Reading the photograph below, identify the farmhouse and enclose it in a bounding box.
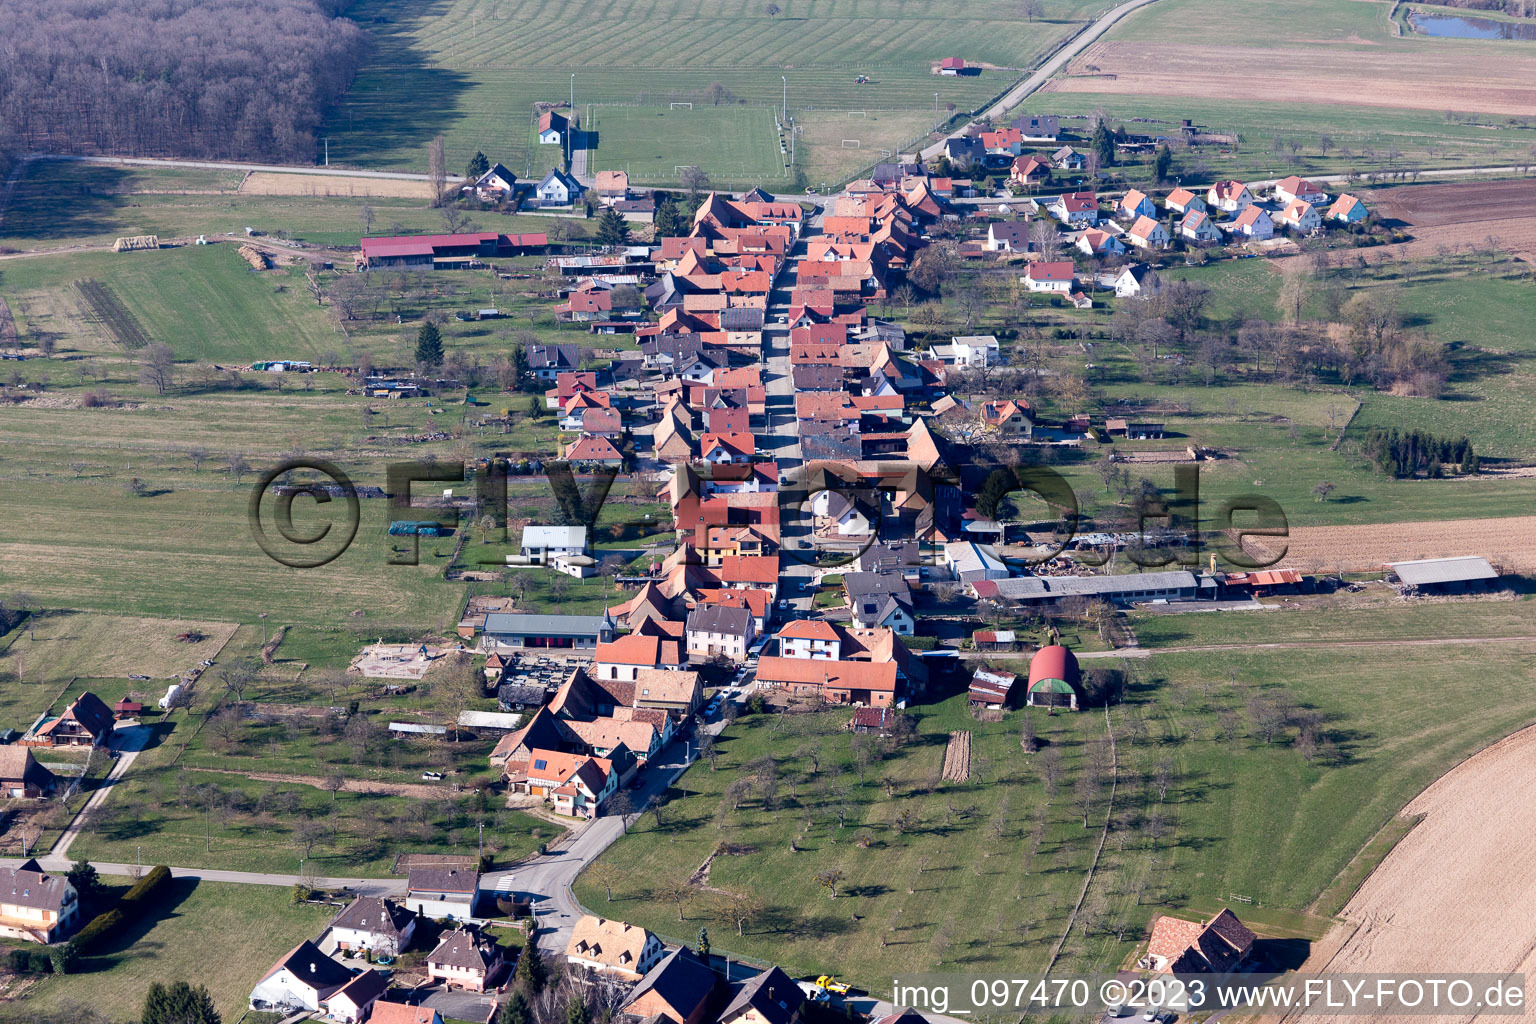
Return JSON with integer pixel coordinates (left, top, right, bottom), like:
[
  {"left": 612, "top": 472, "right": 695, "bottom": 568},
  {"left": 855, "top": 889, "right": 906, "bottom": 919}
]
[
  {"left": 1026, "top": 644, "right": 1079, "bottom": 710},
  {"left": 939, "top": 57, "right": 966, "bottom": 75},
  {"left": 566, "top": 915, "right": 665, "bottom": 981},
  {"left": 0, "top": 747, "right": 56, "bottom": 798},
  {"left": 483, "top": 612, "right": 617, "bottom": 650},
  {"left": 249, "top": 940, "right": 355, "bottom": 1012},
  {"left": 1389, "top": 556, "right": 1499, "bottom": 594},
  {"left": 0, "top": 861, "right": 78, "bottom": 943},
  {"left": 20, "top": 691, "right": 113, "bottom": 748},
  {"left": 426, "top": 927, "right": 504, "bottom": 991},
  {"left": 981, "top": 399, "right": 1032, "bottom": 436},
  {"left": 1022, "top": 261, "right": 1075, "bottom": 293},
  {"left": 1143, "top": 909, "right": 1256, "bottom": 973}
]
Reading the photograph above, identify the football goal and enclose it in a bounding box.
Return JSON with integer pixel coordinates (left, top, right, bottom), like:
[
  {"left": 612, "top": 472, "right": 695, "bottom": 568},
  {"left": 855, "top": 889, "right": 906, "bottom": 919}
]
[
  {"left": 841, "top": 139, "right": 861, "bottom": 148},
  {"left": 847, "top": 110, "right": 867, "bottom": 118},
  {"left": 669, "top": 101, "right": 693, "bottom": 110}
]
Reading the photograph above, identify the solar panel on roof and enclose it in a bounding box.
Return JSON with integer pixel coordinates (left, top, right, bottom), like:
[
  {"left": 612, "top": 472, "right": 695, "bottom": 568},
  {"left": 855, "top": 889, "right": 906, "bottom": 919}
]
[{"left": 533, "top": 759, "right": 547, "bottom": 770}]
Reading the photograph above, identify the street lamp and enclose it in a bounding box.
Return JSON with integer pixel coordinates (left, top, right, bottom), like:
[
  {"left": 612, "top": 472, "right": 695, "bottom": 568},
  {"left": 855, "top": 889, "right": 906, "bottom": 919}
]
[
  {"left": 934, "top": 92, "right": 940, "bottom": 131},
  {"left": 782, "top": 75, "right": 787, "bottom": 126}
]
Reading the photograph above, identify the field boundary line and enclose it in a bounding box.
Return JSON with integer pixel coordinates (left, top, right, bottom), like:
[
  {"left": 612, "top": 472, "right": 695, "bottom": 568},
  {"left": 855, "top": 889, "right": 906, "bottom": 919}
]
[
  {"left": 1044, "top": 704, "right": 1117, "bottom": 973},
  {"left": 1329, "top": 396, "right": 1363, "bottom": 451}
]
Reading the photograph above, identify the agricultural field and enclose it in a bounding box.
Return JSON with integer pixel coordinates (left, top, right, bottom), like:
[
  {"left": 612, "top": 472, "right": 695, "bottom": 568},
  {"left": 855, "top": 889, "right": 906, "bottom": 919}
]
[
  {"left": 325, "top": 0, "right": 1102, "bottom": 184},
  {"left": 10, "top": 880, "right": 336, "bottom": 1022},
  {"left": 578, "top": 641, "right": 1536, "bottom": 989},
  {"left": 0, "top": 611, "right": 238, "bottom": 689},
  {"left": 1014, "top": 0, "right": 1536, "bottom": 180},
  {"left": 585, "top": 104, "right": 787, "bottom": 188}
]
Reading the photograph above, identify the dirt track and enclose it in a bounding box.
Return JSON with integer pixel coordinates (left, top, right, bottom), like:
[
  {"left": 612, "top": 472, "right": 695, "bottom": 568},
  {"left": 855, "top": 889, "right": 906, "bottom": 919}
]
[
  {"left": 1049, "top": 41, "right": 1536, "bottom": 117},
  {"left": 1289, "top": 724, "right": 1536, "bottom": 1023},
  {"left": 1243, "top": 515, "right": 1536, "bottom": 573},
  {"left": 187, "top": 766, "right": 443, "bottom": 799}
]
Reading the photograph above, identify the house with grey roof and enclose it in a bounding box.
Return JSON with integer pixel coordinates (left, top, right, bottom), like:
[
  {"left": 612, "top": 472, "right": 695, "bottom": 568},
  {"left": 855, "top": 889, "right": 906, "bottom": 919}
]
[
  {"left": 685, "top": 604, "right": 756, "bottom": 661},
  {"left": 0, "top": 861, "right": 78, "bottom": 943}
]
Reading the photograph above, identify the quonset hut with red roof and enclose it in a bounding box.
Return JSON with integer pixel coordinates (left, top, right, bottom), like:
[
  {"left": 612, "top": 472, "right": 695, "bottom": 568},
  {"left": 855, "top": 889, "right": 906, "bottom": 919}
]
[{"left": 1026, "top": 644, "right": 1079, "bottom": 711}]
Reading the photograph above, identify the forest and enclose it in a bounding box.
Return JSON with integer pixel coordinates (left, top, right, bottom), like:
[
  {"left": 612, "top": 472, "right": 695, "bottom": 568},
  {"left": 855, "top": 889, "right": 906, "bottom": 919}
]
[{"left": 0, "top": 0, "right": 368, "bottom": 163}]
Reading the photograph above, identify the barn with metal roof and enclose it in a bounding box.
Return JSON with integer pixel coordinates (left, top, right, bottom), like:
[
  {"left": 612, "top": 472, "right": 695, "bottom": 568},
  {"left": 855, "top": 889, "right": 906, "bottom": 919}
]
[
  {"left": 1027, "top": 645, "right": 1079, "bottom": 711},
  {"left": 1388, "top": 556, "right": 1498, "bottom": 593}
]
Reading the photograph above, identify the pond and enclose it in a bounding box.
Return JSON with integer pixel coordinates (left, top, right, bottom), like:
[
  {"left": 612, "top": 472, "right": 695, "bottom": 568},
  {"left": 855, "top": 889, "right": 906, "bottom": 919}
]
[{"left": 1408, "top": 11, "right": 1536, "bottom": 39}]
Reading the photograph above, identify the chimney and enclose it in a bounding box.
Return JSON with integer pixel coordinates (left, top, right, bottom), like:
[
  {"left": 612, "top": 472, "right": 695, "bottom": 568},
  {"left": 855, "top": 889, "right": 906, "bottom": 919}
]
[{"left": 310, "top": 963, "right": 317, "bottom": 974}]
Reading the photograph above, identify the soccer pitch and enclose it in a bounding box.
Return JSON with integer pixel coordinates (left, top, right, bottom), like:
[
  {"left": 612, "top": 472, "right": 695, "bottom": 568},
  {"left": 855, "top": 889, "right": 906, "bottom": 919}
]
[{"left": 584, "top": 103, "right": 787, "bottom": 187}]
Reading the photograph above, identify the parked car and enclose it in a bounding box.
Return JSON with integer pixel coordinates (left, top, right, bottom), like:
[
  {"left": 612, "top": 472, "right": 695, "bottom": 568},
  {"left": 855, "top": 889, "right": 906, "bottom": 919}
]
[{"left": 422, "top": 771, "right": 445, "bottom": 781}]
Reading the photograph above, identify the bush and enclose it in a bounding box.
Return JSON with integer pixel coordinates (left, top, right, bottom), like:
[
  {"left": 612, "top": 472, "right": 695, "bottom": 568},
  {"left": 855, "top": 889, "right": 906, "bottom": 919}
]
[
  {"left": 70, "top": 865, "right": 171, "bottom": 956},
  {"left": 68, "top": 908, "right": 124, "bottom": 955},
  {"left": 7, "top": 949, "right": 31, "bottom": 973},
  {"left": 26, "top": 949, "right": 53, "bottom": 975}
]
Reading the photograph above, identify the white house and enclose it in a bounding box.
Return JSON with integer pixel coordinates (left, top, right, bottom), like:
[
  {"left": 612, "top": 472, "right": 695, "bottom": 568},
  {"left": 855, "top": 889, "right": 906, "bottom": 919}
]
[
  {"left": 985, "top": 221, "right": 1032, "bottom": 253},
  {"left": 463, "top": 163, "right": 517, "bottom": 199},
  {"left": 1179, "top": 209, "right": 1222, "bottom": 244},
  {"left": 324, "top": 970, "right": 390, "bottom": 1024},
  {"left": 0, "top": 863, "right": 77, "bottom": 943},
  {"left": 1126, "top": 215, "right": 1171, "bottom": 250},
  {"left": 538, "top": 110, "right": 569, "bottom": 145},
  {"left": 684, "top": 604, "right": 756, "bottom": 661},
  {"left": 1273, "top": 175, "right": 1327, "bottom": 207},
  {"left": 955, "top": 334, "right": 1000, "bottom": 366},
  {"left": 1114, "top": 264, "right": 1161, "bottom": 298},
  {"left": 1022, "top": 261, "right": 1076, "bottom": 293},
  {"left": 566, "top": 916, "right": 667, "bottom": 981},
  {"left": 536, "top": 167, "right": 581, "bottom": 205},
  {"left": 328, "top": 896, "right": 417, "bottom": 957},
  {"left": 1227, "top": 205, "right": 1274, "bottom": 240},
  {"left": 426, "top": 928, "right": 504, "bottom": 992},
  {"left": 1164, "top": 187, "right": 1205, "bottom": 215},
  {"left": 249, "top": 941, "right": 356, "bottom": 1013},
  {"left": 521, "top": 525, "right": 588, "bottom": 564},
  {"left": 944, "top": 541, "right": 1009, "bottom": 583},
  {"left": 778, "top": 619, "right": 843, "bottom": 660},
  {"left": 1049, "top": 191, "right": 1100, "bottom": 226},
  {"left": 1052, "top": 145, "right": 1086, "bottom": 170},
  {"left": 1274, "top": 198, "right": 1321, "bottom": 234},
  {"left": 1206, "top": 180, "right": 1252, "bottom": 214},
  {"left": 1076, "top": 228, "right": 1126, "bottom": 257}
]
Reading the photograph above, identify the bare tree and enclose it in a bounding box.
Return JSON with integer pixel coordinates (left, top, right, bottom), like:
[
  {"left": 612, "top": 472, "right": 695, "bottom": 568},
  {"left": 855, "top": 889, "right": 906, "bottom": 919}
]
[
  {"left": 428, "top": 136, "right": 448, "bottom": 206},
  {"left": 138, "top": 343, "right": 176, "bottom": 395},
  {"left": 679, "top": 165, "right": 711, "bottom": 197},
  {"left": 227, "top": 452, "right": 251, "bottom": 484},
  {"left": 814, "top": 867, "right": 845, "bottom": 898},
  {"left": 585, "top": 861, "right": 621, "bottom": 902},
  {"left": 717, "top": 888, "right": 765, "bottom": 936},
  {"left": 360, "top": 204, "right": 375, "bottom": 236},
  {"left": 1019, "top": 0, "right": 1044, "bottom": 20}
]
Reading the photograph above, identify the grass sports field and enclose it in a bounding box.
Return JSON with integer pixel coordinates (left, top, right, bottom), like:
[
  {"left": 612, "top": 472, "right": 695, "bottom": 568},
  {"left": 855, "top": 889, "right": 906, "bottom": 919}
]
[
  {"left": 585, "top": 104, "right": 786, "bottom": 187},
  {"left": 324, "top": 0, "right": 1100, "bottom": 184}
]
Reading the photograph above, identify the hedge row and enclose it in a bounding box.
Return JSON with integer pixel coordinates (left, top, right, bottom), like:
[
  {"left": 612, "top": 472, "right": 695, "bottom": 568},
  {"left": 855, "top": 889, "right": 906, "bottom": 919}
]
[{"left": 70, "top": 865, "right": 172, "bottom": 956}]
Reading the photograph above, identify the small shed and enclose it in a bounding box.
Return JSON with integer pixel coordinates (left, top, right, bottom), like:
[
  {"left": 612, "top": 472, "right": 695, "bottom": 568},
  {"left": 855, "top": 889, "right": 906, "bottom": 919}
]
[
  {"left": 972, "top": 629, "right": 1017, "bottom": 651},
  {"left": 968, "top": 669, "right": 1018, "bottom": 708},
  {"left": 113, "top": 700, "right": 145, "bottom": 720},
  {"left": 1026, "top": 645, "right": 1079, "bottom": 710},
  {"left": 849, "top": 707, "right": 903, "bottom": 735}
]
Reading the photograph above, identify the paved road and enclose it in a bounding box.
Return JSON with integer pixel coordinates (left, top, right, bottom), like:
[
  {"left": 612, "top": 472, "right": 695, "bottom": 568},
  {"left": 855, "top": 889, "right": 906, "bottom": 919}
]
[
  {"left": 763, "top": 206, "right": 823, "bottom": 616},
  {"left": 918, "top": 0, "right": 1164, "bottom": 162},
  {"left": 483, "top": 719, "right": 732, "bottom": 955}
]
